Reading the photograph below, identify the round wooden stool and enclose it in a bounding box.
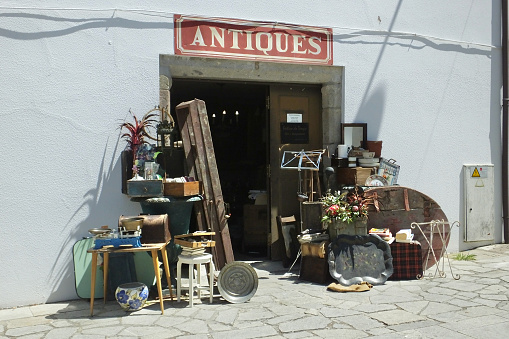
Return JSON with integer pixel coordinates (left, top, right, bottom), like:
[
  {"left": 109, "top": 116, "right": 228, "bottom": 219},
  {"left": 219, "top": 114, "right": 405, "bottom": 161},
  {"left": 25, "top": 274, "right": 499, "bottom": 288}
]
[{"left": 176, "top": 253, "right": 214, "bottom": 307}]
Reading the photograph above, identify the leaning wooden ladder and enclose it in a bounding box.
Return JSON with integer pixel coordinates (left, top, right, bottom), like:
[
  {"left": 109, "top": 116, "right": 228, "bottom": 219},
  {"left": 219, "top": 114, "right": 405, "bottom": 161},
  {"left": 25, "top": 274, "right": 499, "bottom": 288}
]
[{"left": 175, "top": 99, "right": 234, "bottom": 270}]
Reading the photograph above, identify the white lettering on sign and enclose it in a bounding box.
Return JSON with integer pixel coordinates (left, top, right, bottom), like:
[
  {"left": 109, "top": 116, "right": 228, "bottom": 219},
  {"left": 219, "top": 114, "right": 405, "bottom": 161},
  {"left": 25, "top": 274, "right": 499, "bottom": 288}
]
[{"left": 174, "top": 15, "right": 332, "bottom": 65}]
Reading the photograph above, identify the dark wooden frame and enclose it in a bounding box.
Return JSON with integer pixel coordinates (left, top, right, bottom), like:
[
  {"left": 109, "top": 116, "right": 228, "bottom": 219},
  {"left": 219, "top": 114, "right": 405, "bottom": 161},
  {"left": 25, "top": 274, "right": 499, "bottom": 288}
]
[{"left": 341, "top": 123, "right": 367, "bottom": 149}]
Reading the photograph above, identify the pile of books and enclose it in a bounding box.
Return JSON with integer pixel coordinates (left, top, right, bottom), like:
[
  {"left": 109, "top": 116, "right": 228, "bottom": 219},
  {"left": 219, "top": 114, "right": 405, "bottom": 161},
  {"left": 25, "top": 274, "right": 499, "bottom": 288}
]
[{"left": 369, "top": 228, "right": 394, "bottom": 244}]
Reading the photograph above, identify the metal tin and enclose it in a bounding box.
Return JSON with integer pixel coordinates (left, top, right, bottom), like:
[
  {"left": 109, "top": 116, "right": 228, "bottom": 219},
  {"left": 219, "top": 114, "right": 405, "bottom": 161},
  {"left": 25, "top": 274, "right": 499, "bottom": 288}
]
[{"left": 217, "top": 262, "right": 258, "bottom": 303}]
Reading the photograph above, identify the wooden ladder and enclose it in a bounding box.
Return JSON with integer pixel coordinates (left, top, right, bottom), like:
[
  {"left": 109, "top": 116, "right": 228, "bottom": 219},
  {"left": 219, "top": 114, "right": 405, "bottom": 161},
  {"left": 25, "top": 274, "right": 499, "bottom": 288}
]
[{"left": 175, "top": 99, "right": 234, "bottom": 269}]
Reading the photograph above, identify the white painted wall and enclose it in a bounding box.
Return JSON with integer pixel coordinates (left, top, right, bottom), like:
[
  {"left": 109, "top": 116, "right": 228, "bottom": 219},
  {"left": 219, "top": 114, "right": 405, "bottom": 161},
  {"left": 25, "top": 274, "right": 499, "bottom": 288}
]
[{"left": 0, "top": 1, "right": 501, "bottom": 308}]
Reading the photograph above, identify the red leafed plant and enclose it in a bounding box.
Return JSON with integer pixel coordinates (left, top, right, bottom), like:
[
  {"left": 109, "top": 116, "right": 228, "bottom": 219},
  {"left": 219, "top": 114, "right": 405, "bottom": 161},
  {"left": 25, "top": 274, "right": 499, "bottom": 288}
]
[{"left": 120, "top": 108, "right": 158, "bottom": 157}]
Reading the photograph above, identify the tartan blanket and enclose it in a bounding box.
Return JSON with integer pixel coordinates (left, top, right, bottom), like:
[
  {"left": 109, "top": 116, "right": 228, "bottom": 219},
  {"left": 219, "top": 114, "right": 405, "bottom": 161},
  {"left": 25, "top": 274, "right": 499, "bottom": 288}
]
[{"left": 388, "top": 241, "right": 423, "bottom": 280}]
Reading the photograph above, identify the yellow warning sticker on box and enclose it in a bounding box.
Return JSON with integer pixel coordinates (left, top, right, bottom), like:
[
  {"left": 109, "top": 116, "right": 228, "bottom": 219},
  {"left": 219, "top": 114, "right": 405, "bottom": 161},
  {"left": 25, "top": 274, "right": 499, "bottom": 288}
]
[{"left": 471, "top": 167, "right": 488, "bottom": 178}]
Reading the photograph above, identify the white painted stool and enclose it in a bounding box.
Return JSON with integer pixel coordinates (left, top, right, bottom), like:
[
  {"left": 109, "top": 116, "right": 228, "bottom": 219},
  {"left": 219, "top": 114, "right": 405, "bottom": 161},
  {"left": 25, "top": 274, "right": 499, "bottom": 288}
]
[{"left": 176, "top": 253, "right": 214, "bottom": 307}]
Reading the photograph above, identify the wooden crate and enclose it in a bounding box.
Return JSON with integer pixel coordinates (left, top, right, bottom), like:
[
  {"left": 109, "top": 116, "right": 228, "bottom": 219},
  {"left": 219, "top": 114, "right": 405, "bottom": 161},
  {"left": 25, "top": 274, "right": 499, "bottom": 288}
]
[
  {"left": 336, "top": 167, "right": 373, "bottom": 186},
  {"left": 174, "top": 231, "right": 215, "bottom": 248},
  {"left": 163, "top": 181, "right": 201, "bottom": 197},
  {"left": 299, "top": 255, "right": 331, "bottom": 284}
]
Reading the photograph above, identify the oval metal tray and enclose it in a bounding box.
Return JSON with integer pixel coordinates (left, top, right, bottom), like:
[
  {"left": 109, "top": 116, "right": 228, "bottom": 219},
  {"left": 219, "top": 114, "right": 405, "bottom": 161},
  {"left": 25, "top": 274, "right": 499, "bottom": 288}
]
[
  {"left": 328, "top": 234, "right": 393, "bottom": 286},
  {"left": 217, "top": 262, "right": 258, "bottom": 303}
]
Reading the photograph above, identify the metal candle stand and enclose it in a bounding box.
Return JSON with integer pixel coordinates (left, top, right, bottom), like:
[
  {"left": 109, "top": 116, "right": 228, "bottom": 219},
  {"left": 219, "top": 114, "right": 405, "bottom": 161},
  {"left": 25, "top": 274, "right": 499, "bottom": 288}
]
[{"left": 411, "top": 220, "right": 460, "bottom": 280}]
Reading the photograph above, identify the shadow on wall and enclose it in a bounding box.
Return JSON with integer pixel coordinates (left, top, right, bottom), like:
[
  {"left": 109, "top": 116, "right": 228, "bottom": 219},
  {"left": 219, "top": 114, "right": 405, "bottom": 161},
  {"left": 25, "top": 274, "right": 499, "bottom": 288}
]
[
  {"left": 45, "top": 135, "right": 139, "bottom": 303},
  {"left": 355, "top": 84, "right": 386, "bottom": 141},
  {"left": 0, "top": 12, "right": 172, "bottom": 40}
]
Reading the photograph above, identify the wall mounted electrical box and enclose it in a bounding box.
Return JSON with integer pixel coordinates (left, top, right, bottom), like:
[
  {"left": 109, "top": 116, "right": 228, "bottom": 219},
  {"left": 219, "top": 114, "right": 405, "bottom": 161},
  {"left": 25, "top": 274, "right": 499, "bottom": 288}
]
[{"left": 463, "top": 164, "right": 494, "bottom": 242}]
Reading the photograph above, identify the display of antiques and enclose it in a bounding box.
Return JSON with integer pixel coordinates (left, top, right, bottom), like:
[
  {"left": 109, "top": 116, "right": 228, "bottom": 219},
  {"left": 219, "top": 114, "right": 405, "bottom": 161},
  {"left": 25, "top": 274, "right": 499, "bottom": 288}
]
[{"left": 332, "top": 122, "right": 402, "bottom": 188}]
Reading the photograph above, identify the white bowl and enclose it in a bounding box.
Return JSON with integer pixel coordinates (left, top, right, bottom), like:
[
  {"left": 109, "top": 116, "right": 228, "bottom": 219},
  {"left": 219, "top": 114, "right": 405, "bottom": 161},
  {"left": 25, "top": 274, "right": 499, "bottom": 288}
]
[{"left": 362, "top": 152, "right": 375, "bottom": 159}]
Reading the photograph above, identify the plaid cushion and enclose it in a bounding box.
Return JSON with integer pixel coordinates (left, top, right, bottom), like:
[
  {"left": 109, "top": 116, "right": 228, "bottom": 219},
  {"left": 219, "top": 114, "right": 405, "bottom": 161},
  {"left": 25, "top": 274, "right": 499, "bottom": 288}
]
[{"left": 389, "top": 242, "right": 423, "bottom": 280}]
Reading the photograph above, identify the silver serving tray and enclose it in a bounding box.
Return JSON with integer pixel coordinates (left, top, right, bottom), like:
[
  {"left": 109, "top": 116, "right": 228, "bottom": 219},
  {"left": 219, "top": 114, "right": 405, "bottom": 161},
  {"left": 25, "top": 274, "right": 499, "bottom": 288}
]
[
  {"left": 217, "top": 262, "right": 258, "bottom": 303},
  {"left": 328, "top": 234, "right": 393, "bottom": 286}
]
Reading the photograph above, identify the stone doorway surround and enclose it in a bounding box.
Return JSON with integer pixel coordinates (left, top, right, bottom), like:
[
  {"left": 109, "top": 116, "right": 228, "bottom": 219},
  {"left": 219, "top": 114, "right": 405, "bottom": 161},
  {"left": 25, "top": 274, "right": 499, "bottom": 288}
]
[{"left": 159, "top": 54, "right": 343, "bottom": 163}]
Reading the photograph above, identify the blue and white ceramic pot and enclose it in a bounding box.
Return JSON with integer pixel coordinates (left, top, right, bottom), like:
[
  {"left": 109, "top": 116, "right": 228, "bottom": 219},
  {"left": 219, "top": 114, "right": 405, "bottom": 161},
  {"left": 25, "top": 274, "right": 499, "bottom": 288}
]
[{"left": 115, "top": 282, "right": 149, "bottom": 311}]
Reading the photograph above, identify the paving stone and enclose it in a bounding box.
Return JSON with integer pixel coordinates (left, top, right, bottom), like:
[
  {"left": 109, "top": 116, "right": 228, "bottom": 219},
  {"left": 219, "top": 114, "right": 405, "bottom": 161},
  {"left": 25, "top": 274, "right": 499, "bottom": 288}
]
[
  {"left": 117, "top": 325, "right": 169, "bottom": 337},
  {"left": 471, "top": 297, "right": 502, "bottom": 307},
  {"left": 279, "top": 315, "right": 330, "bottom": 333},
  {"left": 420, "top": 301, "right": 461, "bottom": 316},
  {"left": 426, "top": 286, "right": 459, "bottom": 296},
  {"left": 173, "top": 319, "right": 209, "bottom": 334},
  {"left": 441, "top": 314, "right": 507, "bottom": 332},
  {"left": 267, "top": 314, "right": 304, "bottom": 325},
  {"left": 0, "top": 308, "right": 33, "bottom": 322},
  {"left": 319, "top": 306, "right": 361, "bottom": 318},
  {"left": 336, "top": 314, "right": 384, "bottom": 330},
  {"left": 387, "top": 319, "right": 440, "bottom": 332},
  {"left": 207, "top": 322, "right": 231, "bottom": 331},
  {"left": 283, "top": 331, "right": 318, "bottom": 338},
  {"left": 214, "top": 308, "right": 238, "bottom": 324},
  {"left": 395, "top": 300, "right": 428, "bottom": 314},
  {"left": 456, "top": 320, "right": 509, "bottom": 337},
  {"left": 237, "top": 309, "right": 275, "bottom": 321},
  {"left": 4, "top": 324, "right": 53, "bottom": 337},
  {"left": 81, "top": 325, "right": 123, "bottom": 336},
  {"left": 120, "top": 314, "right": 159, "bottom": 325},
  {"left": 368, "top": 309, "right": 426, "bottom": 325},
  {"left": 365, "top": 327, "right": 395, "bottom": 336},
  {"left": 210, "top": 325, "right": 277, "bottom": 339},
  {"left": 312, "top": 328, "right": 367, "bottom": 338},
  {"left": 5, "top": 316, "right": 50, "bottom": 329},
  {"left": 411, "top": 324, "right": 480, "bottom": 338},
  {"left": 480, "top": 293, "right": 508, "bottom": 301},
  {"left": 140, "top": 328, "right": 183, "bottom": 338},
  {"left": 178, "top": 334, "right": 210, "bottom": 339},
  {"left": 234, "top": 320, "right": 265, "bottom": 329},
  {"left": 154, "top": 315, "right": 189, "bottom": 327},
  {"left": 461, "top": 305, "right": 507, "bottom": 317}
]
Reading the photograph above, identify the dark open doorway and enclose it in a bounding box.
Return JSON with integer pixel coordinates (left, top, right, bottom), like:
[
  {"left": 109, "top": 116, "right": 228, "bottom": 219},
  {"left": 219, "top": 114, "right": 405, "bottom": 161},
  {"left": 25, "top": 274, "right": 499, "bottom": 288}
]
[{"left": 170, "top": 79, "right": 269, "bottom": 257}]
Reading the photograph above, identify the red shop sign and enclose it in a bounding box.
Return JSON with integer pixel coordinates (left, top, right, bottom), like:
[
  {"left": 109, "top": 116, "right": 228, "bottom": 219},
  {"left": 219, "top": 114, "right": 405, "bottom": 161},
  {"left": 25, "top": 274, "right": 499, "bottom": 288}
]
[{"left": 174, "top": 15, "right": 333, "bottom": 65}]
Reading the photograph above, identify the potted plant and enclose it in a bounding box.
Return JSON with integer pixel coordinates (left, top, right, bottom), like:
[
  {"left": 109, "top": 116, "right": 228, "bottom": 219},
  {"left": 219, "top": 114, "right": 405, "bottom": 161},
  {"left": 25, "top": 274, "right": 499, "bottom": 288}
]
[
  {"left": 319, "top": 186, "right": 370, "bottom": 239},
  {"left": 120, "top": 108, "right": 159, "bottom": 192}
]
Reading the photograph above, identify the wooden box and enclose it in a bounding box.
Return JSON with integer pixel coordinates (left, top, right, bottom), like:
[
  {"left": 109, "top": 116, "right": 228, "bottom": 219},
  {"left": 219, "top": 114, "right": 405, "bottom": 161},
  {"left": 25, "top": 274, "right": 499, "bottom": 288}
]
[
  {"left": 299, "top": 255, "right": 331, "bottom": 284},
  {"left": 336, "top": 167, "right": 373, "bottom": 186},
  {"left": 163, "top": 181, "right": 201, "bottom": 197},
  {"left": 127, "top": 180, "right": 163, "bottom": 197},
  {"left": 174, "top": 231, "right": 216, "bottom": 248}
]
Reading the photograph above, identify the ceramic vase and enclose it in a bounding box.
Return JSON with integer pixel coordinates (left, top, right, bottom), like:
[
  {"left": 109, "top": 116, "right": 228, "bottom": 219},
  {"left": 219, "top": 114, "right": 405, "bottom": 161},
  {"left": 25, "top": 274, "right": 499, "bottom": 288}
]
[{"left": 115, "top": 282, "right": 149, "bottom": 311}]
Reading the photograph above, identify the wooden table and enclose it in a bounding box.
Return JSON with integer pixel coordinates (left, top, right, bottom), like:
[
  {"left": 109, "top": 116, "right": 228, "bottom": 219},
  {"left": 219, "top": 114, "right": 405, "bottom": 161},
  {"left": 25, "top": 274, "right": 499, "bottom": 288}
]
[{"left": 87, "top": 241, "right": 174, "bottom": 316}]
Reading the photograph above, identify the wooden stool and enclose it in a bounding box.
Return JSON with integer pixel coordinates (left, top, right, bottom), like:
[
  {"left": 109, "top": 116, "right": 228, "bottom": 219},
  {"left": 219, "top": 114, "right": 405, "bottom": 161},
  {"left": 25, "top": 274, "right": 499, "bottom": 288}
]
[{"left": 176, "top": 253, "right": 214, "bottom": 307}]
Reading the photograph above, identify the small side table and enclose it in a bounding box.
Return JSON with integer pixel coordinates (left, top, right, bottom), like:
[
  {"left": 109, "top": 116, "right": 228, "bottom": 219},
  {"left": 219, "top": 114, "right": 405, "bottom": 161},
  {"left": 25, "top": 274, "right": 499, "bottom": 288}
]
[
  {"left": 176, "top": 253, "right": 214, "bottom": 307},
  {"left": 87, "top": 241, "right": 174, "bottom": 316},
  {"left": 411, "top": 220, "right": 460, "bottom": 280}
]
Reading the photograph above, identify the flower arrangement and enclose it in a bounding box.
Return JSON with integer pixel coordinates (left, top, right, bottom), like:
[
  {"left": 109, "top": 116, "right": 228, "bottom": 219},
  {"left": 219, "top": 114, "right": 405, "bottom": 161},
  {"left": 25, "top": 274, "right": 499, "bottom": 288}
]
[{"left": 320, "top": 187, "right": 369, "bottom": 225}]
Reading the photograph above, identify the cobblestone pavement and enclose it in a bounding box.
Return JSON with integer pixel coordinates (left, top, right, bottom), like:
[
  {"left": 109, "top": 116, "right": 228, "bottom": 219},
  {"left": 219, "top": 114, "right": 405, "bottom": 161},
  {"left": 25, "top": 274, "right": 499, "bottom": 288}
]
[{"left": 1, "top": 244, "right": 509, "bottom": 338}]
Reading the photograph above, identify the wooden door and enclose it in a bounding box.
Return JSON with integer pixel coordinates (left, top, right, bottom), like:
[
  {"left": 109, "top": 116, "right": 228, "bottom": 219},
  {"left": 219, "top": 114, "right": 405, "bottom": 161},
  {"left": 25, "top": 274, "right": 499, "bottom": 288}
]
[{"left": 269, "top": 84, "right": 322, "bottom": 259}]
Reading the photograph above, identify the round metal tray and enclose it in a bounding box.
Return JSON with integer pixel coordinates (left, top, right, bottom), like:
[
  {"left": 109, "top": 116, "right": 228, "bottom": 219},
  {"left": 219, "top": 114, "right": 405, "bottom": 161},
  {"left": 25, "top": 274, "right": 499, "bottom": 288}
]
[{"left": 217, "top": 262, "right": 258, "bottom": 303}]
